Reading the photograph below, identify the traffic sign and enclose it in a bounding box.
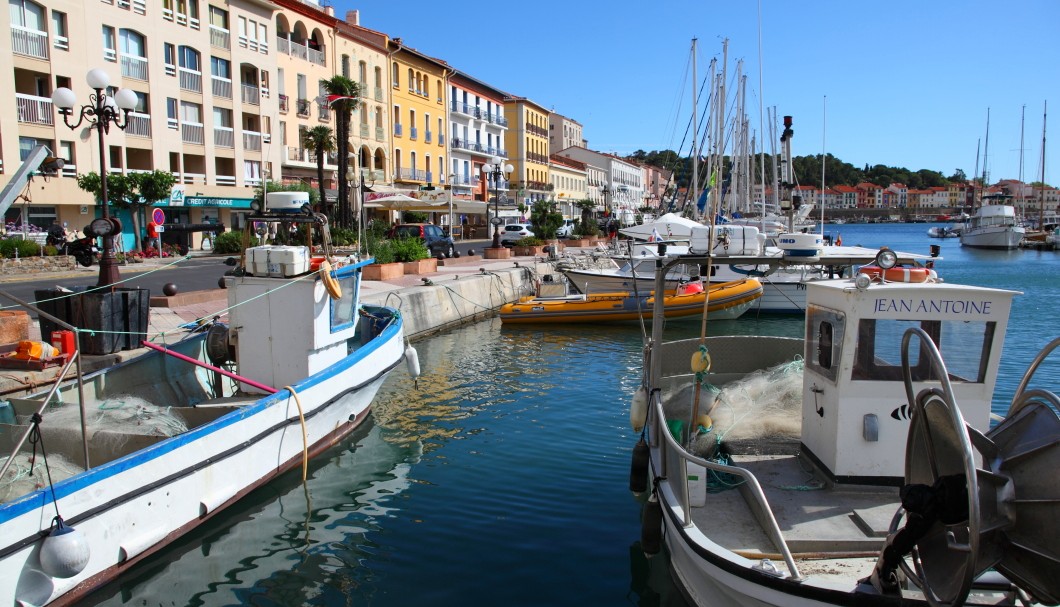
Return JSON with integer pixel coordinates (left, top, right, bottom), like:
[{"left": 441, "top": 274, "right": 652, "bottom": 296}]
[{"left": 152, "top": 208, "right": 165, "bottom": 225}]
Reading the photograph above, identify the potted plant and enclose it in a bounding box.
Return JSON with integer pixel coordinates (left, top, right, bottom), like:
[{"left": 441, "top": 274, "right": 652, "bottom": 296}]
[
  {"left": 512, "top": 236, "right": 547, "bottom": 256},
  {"left": 529, "top": 199, "right": 564, "bottom": 254},
  {"left": 572, "top": 199, "right": 602, "bottom": 244},
  {"left": 392, "top": 236, "right": 437, "bottom": 275},
  {"left": 361, "top": 239, "right": 404, "bottom": 281}
]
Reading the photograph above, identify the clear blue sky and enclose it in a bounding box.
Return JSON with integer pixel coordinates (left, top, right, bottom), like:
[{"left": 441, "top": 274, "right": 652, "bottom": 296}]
[{"left": 340, "top": 0, "right": 1059, "bottom": 185}]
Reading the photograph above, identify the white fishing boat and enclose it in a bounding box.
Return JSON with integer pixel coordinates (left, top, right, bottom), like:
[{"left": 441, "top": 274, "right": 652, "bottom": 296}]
[
  {"left": 0, "top": 211, "right": 410, "bottom": 606},
  {"left": 959, "top": 198, "right": 1026, "bottom": 249},
  {"left": 629, "top": 247, "right": 1060, "bottom": 606},
  {"left": 561, "top": 237, "right": 937, "bottom": 314}
]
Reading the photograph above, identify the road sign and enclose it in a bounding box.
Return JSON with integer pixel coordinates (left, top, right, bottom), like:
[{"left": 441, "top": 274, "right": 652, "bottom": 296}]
[{"left": 152, "top": 208, "right": 165, "bottom": 225}]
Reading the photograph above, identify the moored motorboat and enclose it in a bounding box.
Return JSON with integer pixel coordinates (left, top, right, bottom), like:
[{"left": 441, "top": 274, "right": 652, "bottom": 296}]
[
  {"left": 499, "top": 278, "right": 762, "bottom": 324},
  {"left": 630, "top": 247, "right": 1060, "bottom": 607},
  {"left": 0, "top": 211, "right": 408, "bottom": 606},
  {"left": 960, "top": 197, "right": 1026, "bottom": 249}
]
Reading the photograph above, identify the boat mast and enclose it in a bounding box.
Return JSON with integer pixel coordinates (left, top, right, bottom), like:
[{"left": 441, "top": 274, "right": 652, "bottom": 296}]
[
  {"left": 691, "top": 38, "right": 698, "bottom": 218},
  {"left": 981, "top": 108, "right": 991, "bottom": 208},
  {"left": 1040, "top": 101, "right": 1047, "bottom": 228},
  {"left": 756, "top": 0, "right": 767, "bottom": 225},
  {"left": 821, "top": 95, "right": 826, "bottom": 232},
  {"left": 1019, "top": 104, "right": 1026, "bottom": 220},
  {"left": 714, "top": 38, "right": 728, "bottom": 222}
]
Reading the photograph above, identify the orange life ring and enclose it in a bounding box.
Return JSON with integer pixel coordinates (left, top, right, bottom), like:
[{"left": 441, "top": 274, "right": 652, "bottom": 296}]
[
  {"left": 858, "top": 265, "right": 931, "bottom": 283},
  {"left": 319, "top": 260, "right": 342, "bottom": 299}
]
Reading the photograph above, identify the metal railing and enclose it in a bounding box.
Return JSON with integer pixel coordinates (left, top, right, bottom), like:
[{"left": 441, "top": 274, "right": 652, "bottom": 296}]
[
  {"left": 11, "top": 25, "right": 48, "bottom": 59},
  {"left": 278, "top": 94, "right": 289, "bottom": 112},
  {"left": 121, "top": 54, "right": 148, "bottom": 80},
  {"left": 243, "top": 130, "right": 262, "bottom": 151},
  {"left": 241, "top": 84, "right": 260, "bottom": 105},
  {"left": 209, "top": 25, "right": 230, "bottom": 49},
  {"left": 212, "top": 76, "right": 232, "bottom": 99},
  {"left": 126, "top": 112, "right": 152, "bottom": 138},
  {"left": 181, "top": 122, "right": 205, "bottom": 145},
  {"left": 214, "top": 126, "right": 234, "bottom": 147},
  {"left": 15, "top": 93, "right": 54, "bottom": 125},
  {"left": 179, "top": 67, "right": 203, "bottom": 93}
]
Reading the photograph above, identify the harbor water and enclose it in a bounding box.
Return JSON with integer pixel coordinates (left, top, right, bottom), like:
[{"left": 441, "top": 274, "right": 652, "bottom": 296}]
[{"left": 82, "top": 223, "right": 1059, "bottom": 606}]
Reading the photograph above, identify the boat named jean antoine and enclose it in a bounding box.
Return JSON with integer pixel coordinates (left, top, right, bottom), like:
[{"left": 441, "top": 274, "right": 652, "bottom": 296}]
[
  {"left": 0, "top": 209, "right": 409, "bottom": 606},
  {"left": 630, "top": 247, "right": 1060, "bottom": 606}
]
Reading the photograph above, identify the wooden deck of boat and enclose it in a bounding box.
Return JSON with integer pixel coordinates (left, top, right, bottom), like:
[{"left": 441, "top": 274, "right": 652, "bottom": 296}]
[{"left": 689, "top": 451, "right": 900, "bottom": 557}]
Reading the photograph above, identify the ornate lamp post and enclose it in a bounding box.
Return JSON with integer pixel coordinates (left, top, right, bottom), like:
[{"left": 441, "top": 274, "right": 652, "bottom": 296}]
[
  {"left": 52, "top": 68, "right": 137, "bottom": 287},
  {"left": 481, "top": 156, "right": 513, "bottom": 248}
]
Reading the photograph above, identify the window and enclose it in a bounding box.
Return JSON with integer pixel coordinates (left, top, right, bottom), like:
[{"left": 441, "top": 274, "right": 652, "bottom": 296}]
[
  {"left": 208, "top": 5, "right": 228, "bottom": 29},
  {"left": 166, "top": 97, "right": 178, "bottom": 128},
  {"left": 358, "top": 60, "right": 367, "bottom": 85},
  {"left": 102, "top": 25, "right": 116, "bottom": 61},
  {"left": 341, "top": 55, "right": 350, "bottom": 78},
  {"left": 51, "top": 11, "right": 68, "bottom": 50},
  {"left": 131, "top": 90, "right": 148, "bottom": 113},
  {"left": 407, "top": 68, "right": 414, "bottom": 90},
  {"left": 213, "top": 106, "right": 231, "bottom": 127},
  {"left": 10, "top": 0, "right": 45, "bottom": 30},
  {"left": 19, "top": 136, "right": 49, "bottom": 160},
  {"left": 178, "top": 46, "right": 200, "bottom": 70},
  {"left": 58, "top": 141, "right": 74, "bottom": 165},
  {"left": 851, "top": 317, "right": 994, "bottom": 383},
  {"left": 211, "top": 56, "right": 230, "bottom": 78},
  {"left": 180, "top": 101, "right": 201, "bottom": 123}
]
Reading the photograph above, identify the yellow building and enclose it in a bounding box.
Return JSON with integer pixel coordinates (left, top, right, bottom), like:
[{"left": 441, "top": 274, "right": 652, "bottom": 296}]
[
  {"left": 502, "top": 95, "right": 551, "bottom": 208},
  {"left": 388, "top": 41, "right": 450, "bottom": 190}
]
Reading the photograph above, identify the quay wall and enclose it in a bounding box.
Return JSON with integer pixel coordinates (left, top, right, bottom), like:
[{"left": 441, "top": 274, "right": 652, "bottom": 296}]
[{"left": 361, "top": 263, "right": 548, "bottom": 341}]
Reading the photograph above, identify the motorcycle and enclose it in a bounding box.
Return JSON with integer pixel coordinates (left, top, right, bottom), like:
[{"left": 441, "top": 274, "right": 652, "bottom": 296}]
[{"left": 46, "top": 224, "right": 99, "bottom": 268}]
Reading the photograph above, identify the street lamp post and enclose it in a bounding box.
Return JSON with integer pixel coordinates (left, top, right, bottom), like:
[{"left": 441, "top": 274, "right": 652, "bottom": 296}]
[
  {"left": 52, "top": 68, "right": 137, "bottom": 287},
  {"left": 346, "top": 157, "right": 376, "bottom": 255},
  {"left": 481, "top": 156, "right": 514, "bottom": 248}
]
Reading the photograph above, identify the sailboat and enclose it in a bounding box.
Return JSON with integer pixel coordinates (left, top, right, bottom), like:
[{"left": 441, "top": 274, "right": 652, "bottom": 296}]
[
  {"left": 960, "top": 108, "right": 1026, "bottom": 249},
  {"left": 1022, "top": 102, "right": 1051, "bottom": 243}
]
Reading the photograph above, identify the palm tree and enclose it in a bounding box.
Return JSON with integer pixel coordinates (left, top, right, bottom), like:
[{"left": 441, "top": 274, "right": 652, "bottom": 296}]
[
  {"left": 302, "top": 125, "right": 335, "bottom": 217},
  {"left": 319, "top": 76, "right": 361, "bottom": 228}
]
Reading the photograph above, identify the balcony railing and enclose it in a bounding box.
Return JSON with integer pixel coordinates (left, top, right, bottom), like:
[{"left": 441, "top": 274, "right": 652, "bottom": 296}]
[
  {"left": 374, "top": 87, "right": 384, "bottom": 102},
  {"left": 241, "top": 84, "right": 260, "bottom": 105},
  {"left": 179, "top": 67, "right": 203, "bottom": 93},
  {"left": 375, "top": 126, "right": 385, "bottom": 141},
  {"left": 212, "top": 76, "right": 232, "bottom": 99},
  {"left": 394, "top": 123, "right": 403, "bottom": 137},
  {"left": 484, "top": 112, "right": 508, "bottom": 127},
  {"left": 296, "top": 98, "right": 311, "bottom": 116},
  {"left": 176, "top": 172, "right": 206, "bottom": 185},
  {"left": 360, "top": 123, "right": 369, "bottom": 138},
  {"left": 278, "top": 94, "right": 289, "bottom": 113},
  {"left": 209, "top": 26, "right": 230, "bottom": 49},
  {"left": 425, "top": 130, "right": 432, "bottom": 143},
  {"left": 214, "top": 126, "right": 234, "bottom": 147},
  {"left": 121, "top": 54, "right": 148, "bottom": 80},
  {"left": 409, "top": 127, "right": 418, "bottom": 140},
  {"left": 15, "top": 93, "right": 53, "bottom": 125},
  {"left": 181, "top": 122, "right": 205, "bottom": 145},
  {"left": 317, "top": 103, "right": 330, "bottom": 121},
  {"left": 396, "top": 167, "right": 428, "bottom": 182},
  {"left": 126, "top": 112, "right": 151, "bottom": 137},
  {"left": 243, "top": 130, "right": 262, "bottom": 151},
  {"left": 308, "top": 46, "right": 324, "bottom": 66},
  {"left": 216, "top": 174, "right": 236, "bottom": 186},
  {"left": 11, "top": 26, "right": 48, "bottom": 59}
]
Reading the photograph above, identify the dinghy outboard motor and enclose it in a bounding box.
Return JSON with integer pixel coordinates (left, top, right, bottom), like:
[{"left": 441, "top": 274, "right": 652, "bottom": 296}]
[
  {"left": 205, "top": 322, "right": 234, "bottom": 394},
  {"left": 870, "top": 330, "right": 1060, "bottom": 606}
]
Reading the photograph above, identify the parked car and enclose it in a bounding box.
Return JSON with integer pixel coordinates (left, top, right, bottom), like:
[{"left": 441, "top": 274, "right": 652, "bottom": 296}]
[
  {"left": 388, "top": 223, "right": 456, "bottom": 258},
  {"left": 556, "top": 219, "right": 576, "bottom": 239},
  {"left": 499, "top": 223, "right": 534, "bottom": 246}
]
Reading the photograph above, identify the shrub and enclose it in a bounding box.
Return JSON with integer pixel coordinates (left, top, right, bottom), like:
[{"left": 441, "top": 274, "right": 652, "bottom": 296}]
[
  {"left": 391, "top": 236, "right": 430, "bottom": 262},
  {"left": 0, "top": 238, "right": 44, "bottom": 258},
  {"left": 367, "top": 238, "right": 396, "bottom": 264},
  {"left": 514, "top": 236, "right": 545, "bottom": 247},
  {"left": 331, "top": 227, "right": 357, "bottom": 247},
  {"left": 212, "top": 231, "right": 244, "bottom": 254},
  {"left": 574, "top": 221, "right": 600, "bottom": 237},
  {"left": 43, "top": 245, "right": 60, "bottom": 257}
]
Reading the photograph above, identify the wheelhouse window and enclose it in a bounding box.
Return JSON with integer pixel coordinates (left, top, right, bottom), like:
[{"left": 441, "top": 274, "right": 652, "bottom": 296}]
[{"left": 851, "top": 318, "right": 994, "bottom": 383}]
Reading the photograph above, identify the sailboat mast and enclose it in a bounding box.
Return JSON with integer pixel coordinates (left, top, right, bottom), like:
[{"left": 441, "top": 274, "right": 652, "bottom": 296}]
[
  {"left": 691, "top": 38, "right": 698, "bottom": 218},
  {"left": 982, "top": 108, "right": 991, "bottom": 208},
  {"left": 715, "top": 38, "right": 728, "bottom": 221},
  {"left": 821, "top": 95, "right": 827, "bottom": 232},
  {"left": 1019, "top": 104, "right": 1026, "bottom": 220},
  {"left": 756, "top": 0, "right": 767, "bottom": 223},
  {"left": 1040, "top": 101, "right": 1047, "bottom": 228}
]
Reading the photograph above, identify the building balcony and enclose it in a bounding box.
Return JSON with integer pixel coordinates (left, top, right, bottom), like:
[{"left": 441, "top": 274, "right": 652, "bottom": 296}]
[
  {"left": 395, "top": 167, "right": 428, "bottom": 182},
  {"left": 179, "top": 68, "right": 203, "bottom": 93},
  {"left": 374, "top": 87, "right": 384, "bottom": 102},
  {"left": 376, "top": 126, "right": 385, "bottom": 141},
  {"left": 360, "top": 123, "right": 369, "bottom": 138},
  {"left": 394, "top": 123, "right": 403, "bottom": 137},
  {"left": 120, "top": 54, "right": 148, "bottom": 80},
  {"left": 212, "top": 76, "right": 232, "bottom": 99},
  {"left": 296, "top": 98, "right": 311, "bottom": 117},
  {"left": 241, "top": 84, "right": 260, "bottom": 106},
  {"left": 15, "top": 93, "right": 53, "bottom": 126},
  {"left": 214, "top": 126, "right": 234, "bottom": 147},
  {"left": 209, "top": 26, "right": 230, "bottom": 50},
  {"left": 279, "top": 94, "right": 289, "bottom": 113},
  {"left": 276, "top": 36, "right": 321, "bottom": 64},
  {"left": 216, "top": 174, "right": 236, "bottom": 186},
  {"left": 181, "top": 122, "right": 205, "bottom": 145},
  {"left": 126, "top": 112, "right": 152, "bottom": 138},
  {"left": 11, "top": 26, "right": 48, "bottom": 60},
  {"left": 409, "top": 127, "right": 418, "bottom": 141},
  {"left": 238, "top": 34, "right": 267, "bottom": 54},
  {"left": 243, "top": 131, "right": 262, "bottom": 151},
  {"left": 484, "top": 112, "right": 508, "bottom": 127},
  {"left": 317, "top": 103, "right": 330, "bottom": 121},
  {"left": 425, "top": 130, "right": 433, "bottom": 143}
]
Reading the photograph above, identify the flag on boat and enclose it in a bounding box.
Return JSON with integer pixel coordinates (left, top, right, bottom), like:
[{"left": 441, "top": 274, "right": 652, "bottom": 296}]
[
  {"left": 325, "top": 94, "right": 357, "bottom": 106},
  {"left": 648, "top": 227, "right": 661, "bottom": 242},
  {"left": 696, "top": 172, "right": 716, "bottom": 213}
]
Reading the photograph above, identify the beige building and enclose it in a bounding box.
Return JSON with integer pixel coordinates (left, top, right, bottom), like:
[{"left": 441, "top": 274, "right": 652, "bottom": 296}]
[
  {"left": 3, "top": 0, "right": 284, "bottom": 248},
  {"left": 502, "top": 95, "right": 550, "bottom": 207},
  {"left": 548, "top": 112, "right": 583, "bottom": 156},
  {"left": 548, "top": 154, "right": 586, "bottom": 219}
]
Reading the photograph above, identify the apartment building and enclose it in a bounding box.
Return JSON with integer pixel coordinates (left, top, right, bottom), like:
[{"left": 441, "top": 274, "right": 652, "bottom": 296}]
[
  {"left": 447, "top": 71, "right": 508, "bottom": 204},
  {"left": 389, "top": 40, "right": 449, "bottom": 190},
  {"left": 502, "top": 95, "right": 550, "bottom": 206},
  {"left": 3, "top": 0, "right": 284, "bottom": 247},
  {"left": 548, "top": 154, "right": 586, "bottom": 219},
  {"left": 547, "top": 112, "right": 583, "bottom": 156},
  {"left": 556, "top": 146, "right": 642, "bottom": 223}
]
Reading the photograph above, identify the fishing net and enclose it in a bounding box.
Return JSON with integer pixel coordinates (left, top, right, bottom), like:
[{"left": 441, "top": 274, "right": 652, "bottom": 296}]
[
  {"left": 664, "top": 359, "right": 804, "bottom": 458},
  {"left": 30, "top": 396, "right": 190, "bottom": 439},
  {"left": 0, "top": 452, "right": 83, "bottom": 503}
]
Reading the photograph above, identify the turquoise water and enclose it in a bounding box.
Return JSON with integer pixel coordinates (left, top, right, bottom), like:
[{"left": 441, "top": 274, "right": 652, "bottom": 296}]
[{"left": 81, "top": 223, "right": 1058, "bottom": 606}]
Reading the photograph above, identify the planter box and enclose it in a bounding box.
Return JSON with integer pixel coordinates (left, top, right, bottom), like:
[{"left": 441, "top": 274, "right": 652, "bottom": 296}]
[
  {"left": 566, "top": 238, "right": 591, "bottom": 247},
  {"left": 512, "top": 245, "right": 546, "bottom": 256},
  {"left": 483, "top": 247, "right": 511, "bottom": 260},
  {"left": 401, "top": 257, "right": 438, "bottom": 275},
  {"left": 361, "top": 262, "right": 404, "bottom": 281}
]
